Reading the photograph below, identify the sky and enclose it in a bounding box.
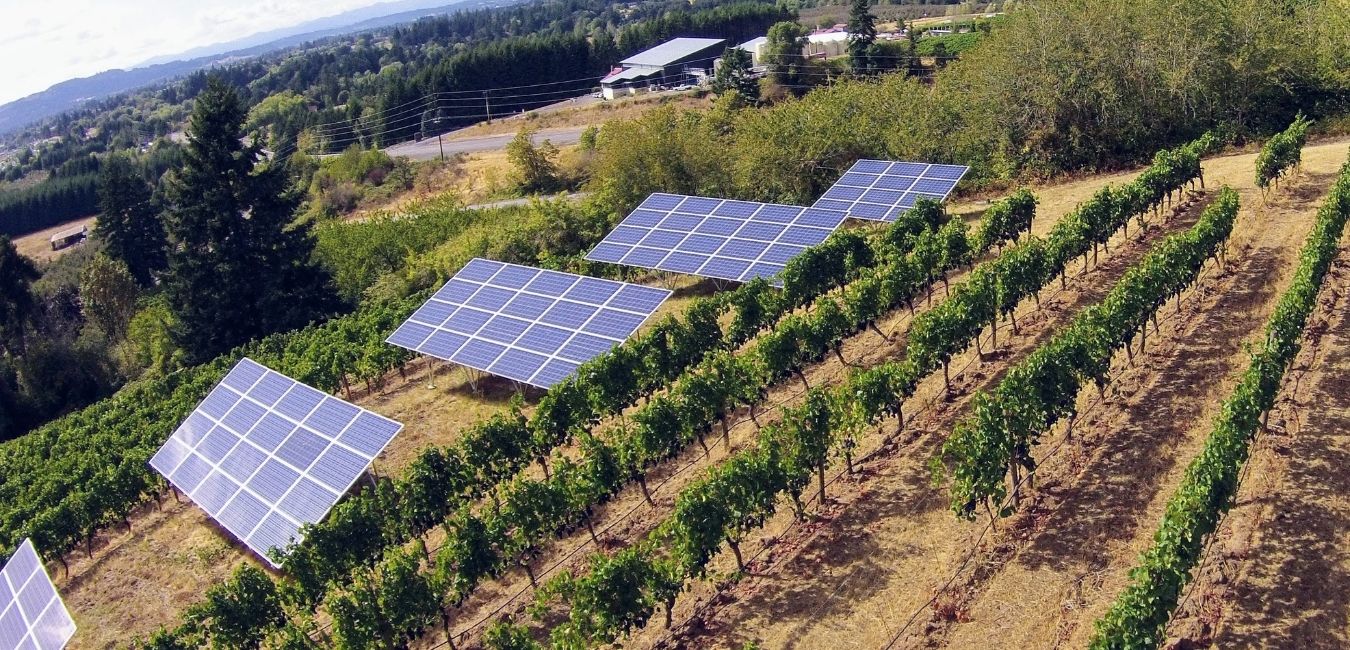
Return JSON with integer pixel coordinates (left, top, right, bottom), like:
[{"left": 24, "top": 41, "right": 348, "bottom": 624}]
[{"left": 0, "top": 0, "right": 395, "bottom": 105}]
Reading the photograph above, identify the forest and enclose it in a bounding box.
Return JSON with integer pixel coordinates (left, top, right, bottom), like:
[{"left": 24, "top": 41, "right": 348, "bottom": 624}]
[{"left": 0, "top": 0, "right": 790, "bottom": 238}]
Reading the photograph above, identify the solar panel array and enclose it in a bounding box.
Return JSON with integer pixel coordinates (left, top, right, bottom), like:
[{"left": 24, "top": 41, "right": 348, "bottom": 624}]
[
  {"left": 586, "top": 193, "right": 847, "bottom": 283},
  {"left": 149, "top": 359, "right": 403, "bottom": 567},
  {"left": 1, "top": 539, "right": 76, "bottom": 650},
  {"left": 386, "top": 259, "right": 671, "bottom": 389},
  {"left": 812, "top": 160, "right": 969, "bottom": 222}
]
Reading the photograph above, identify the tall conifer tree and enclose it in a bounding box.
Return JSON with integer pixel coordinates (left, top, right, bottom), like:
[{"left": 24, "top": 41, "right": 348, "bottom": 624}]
[
  {"left": 163, "top": 77, "right": 339, "bottom": 362},
  {"left": 0, "top": 236, "right": 39, "bottom": 357},
  {"left": 95, "top": 152, "right": 167, "bottom": 286},
  {"left": 847, "top": 0, "right": 877, "bottom": 72}
]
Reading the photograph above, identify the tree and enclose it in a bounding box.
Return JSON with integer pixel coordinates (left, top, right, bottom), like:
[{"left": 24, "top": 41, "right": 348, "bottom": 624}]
[
  {"left": 847, "top": 0, "right": 877, "bottom": 72},
  {"left": 711, "top": 46, "right": 759, "bottom": 103},
  {"left": 161, "top": 77, "right": 339, "bottom": 362},
  {"left": 80, "top": 254, "right": 139, "bottom": 342},
  {"left": 764, "top": 21, "right": 809, "bottom": 89},
  {"left": 95, "top": 152, "right": 166, "bottom": 286},
  {"left": 932, "top": 41, "right": 950, "bottom": 69},
  {"left": 0, "top": 236, "right": 39, "bottom": 357},
  {"left": 505, "top": 126, "right": 561, "bottom": 194}
]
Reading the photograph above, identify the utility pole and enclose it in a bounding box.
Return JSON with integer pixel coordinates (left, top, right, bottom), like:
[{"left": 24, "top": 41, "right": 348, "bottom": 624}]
[{"left": 434, "top": 114, "right": 445, "bottom": 162}]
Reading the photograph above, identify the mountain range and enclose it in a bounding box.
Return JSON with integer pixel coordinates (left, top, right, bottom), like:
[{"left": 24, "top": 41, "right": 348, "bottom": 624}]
[{"left": 0, "top": 0, "right": 512, "bottom": 137}]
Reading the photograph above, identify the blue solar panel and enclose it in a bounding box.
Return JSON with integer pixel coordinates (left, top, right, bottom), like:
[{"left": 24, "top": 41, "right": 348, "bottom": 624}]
[
  {"left": 1, "top": 540, "right": 76, "bottom": 650},
  {"left": 149, "top": 358, "right": 403, "bottom": 567},
  {"left": 586, "top": 193, "right": 850, "bottom": 283},
  {"left": 813, "top": 160, "right": 969, "bottom": 222},
  {"left": 386, "top": 258, "right": 672, "bottom": 388}
]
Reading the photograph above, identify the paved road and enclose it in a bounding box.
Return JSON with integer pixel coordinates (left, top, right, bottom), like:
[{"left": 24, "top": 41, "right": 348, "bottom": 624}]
[{"left": 386, "top": 126, "right": 588, "bottom": 161}]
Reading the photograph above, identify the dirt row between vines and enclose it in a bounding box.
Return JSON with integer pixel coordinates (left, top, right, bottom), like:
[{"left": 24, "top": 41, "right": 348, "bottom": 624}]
[
  {"left": 930, "top": 165, "right": 1340, "bottom": 650},
  {"left": 414, "top": 171, "right": 1199, "bottom": 648},
  {"left": 1163, "top": 216, "right": 1350, "bottom": 647},
  {"left": 486, "top": 195, "right": 1215, "bottom": 649},
  {"left": 645, "top": 141, "right": 1350, "bottom": 650},
  {"left": 52, "top": 140, "right": 1342, "bottom": 649},
  {"left": 52, "top": 276, "right": 713, "bottom": 650},
  {"left": 633, "top": 189, "right": 1212, "bottom": 650}
]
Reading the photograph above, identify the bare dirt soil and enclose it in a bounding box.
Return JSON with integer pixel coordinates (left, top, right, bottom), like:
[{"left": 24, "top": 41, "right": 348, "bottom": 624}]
[
  {"left": 628, "top": 139, "right": 1350, "bottom": 650},
  {"left": 54, "top": 275, "right": 709, "bottom": 650},
  {"left": 49, "top": 139, "right": 1349, "bottom": 649},
  {"left": 1162, "top": 232, "right": 1350, "bottom": 648}
]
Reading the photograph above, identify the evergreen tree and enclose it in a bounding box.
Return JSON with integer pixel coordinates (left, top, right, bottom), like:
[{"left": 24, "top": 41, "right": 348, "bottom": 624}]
[
  {"left": 847, "top": 0, "right": 877, "bottom": 72},
  {"left": 591, "top": 30, "right": 619, "bottom": 66},
  {"left": 905, "top": 20, "right": 924, "bottom": 77},
  {"left": 0, "top": 236, "right": 39, "bottom": 357},
  {"left": 96, "top": 152, "right": 167, "bottom": 286},
  {"left": 711, "top": 46, "right": 760, "bottom": 103},
  {"left": 162, "top": 77, "right": 339, "bottom": 363}
]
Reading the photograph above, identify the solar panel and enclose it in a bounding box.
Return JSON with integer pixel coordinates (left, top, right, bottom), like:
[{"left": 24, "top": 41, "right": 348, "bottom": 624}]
[
  {"left": 1, "top": 539, "right": 76, "bottom": 650},
  {"left": 586, "top": 193, "right": 847, "bottom": 283},
  {"left": 812, "top": 160, "right": 970, "bottom": 222},
  {"left": 148, "top": 359, "right": 403, "bottom": 567},
  {"left": 386, "top": 259, "right": 672, "bottom": 389}
]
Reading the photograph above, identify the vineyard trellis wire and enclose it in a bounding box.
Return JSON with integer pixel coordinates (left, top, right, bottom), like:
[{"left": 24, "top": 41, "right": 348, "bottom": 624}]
[
  {"left": 1089, "top": 152, "right": 1350, "bottom": 650},
  {"left": 487, "top": 136, "right": 1220, "bottom": 648}
]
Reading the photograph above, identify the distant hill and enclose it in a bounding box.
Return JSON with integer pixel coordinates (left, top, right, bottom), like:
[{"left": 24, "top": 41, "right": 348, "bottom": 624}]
[{"left": 0, "top": 0, "right": 512, "bottom": 137}]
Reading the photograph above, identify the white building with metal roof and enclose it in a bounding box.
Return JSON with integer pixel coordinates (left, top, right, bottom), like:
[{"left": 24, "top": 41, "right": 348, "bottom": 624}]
[{"left": 600, "top": 37, "right": 726, "bottom": 99}]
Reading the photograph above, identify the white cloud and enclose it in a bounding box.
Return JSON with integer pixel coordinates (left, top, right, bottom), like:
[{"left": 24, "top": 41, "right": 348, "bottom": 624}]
[{"left": 0, "top": 0, "right": 396, "bottom": 105}]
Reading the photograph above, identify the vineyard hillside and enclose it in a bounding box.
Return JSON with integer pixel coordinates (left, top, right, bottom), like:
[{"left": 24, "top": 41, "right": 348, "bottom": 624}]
[{"left": 47, "top": 136, "right": 1350, "bottom": 649}]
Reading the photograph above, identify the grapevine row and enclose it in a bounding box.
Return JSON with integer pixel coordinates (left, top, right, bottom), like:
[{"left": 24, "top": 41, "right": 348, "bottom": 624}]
[
  {"left": 275, "top": 204, "right": 923, "bottom": 602},
  {"left": 1255, "top": 114, "right": 1311, "bottom": 190},
  {"left": 942, "top": 186, "right": 1240, "bottom": 519},
  {"left": 1089, "top": 153, "right": 1350, "bottom": 649},
  {"left": 508, "top": 136, "right": 1218, "bottom": 648},
  {"left": 142, "top": 191, "right": 1031, "bottom": 643},
  {"left": 311, "top": 199, "right": 1004, "bottom": 650},
  {"left": 0, "top": 296, "right": 422, "bottom": 566}
]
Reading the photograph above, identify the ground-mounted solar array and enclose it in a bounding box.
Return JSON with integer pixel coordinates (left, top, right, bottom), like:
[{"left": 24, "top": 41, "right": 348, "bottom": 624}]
[
  {"left": 148, "top": 359, "right": 403, "bottom": 567},
  {"left": 586, "top": 193, "right": 848, "bottom": 283},
  {"left": 812, "top": 160, "right": 970, "bottom": 222},
  {"left": 1, "top": 539, "right": 76, "bottom": 650},
  {"left": 386, "top": 258, "right": 672, "bottom": 388}
]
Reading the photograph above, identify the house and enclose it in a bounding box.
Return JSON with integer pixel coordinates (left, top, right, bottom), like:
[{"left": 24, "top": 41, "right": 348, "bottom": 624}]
[
  {"left": 600, "top": 37, "right": 726, "bottom": 100},
  {"left": 805, "top": 31, "right": 851, "bottom": 59},
  {"left": 735, "top": 30, "right": 851, "bottom": 66},
  {"left": 49, "top": 225, "right": 87, "bottom": 251},
  {"left": 736, "top": 36, "right": 769, "bottom": 65}
]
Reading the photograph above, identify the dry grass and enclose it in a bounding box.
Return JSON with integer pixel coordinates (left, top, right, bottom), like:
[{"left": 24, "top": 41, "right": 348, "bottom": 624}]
[
  {"left": 56, "top": 272, "right": 708, "bottom": 649},
  {"left": 50, "top": 139, "right": 1350, "bottom": 650},
  {"left": 449, "top": 94, "right": 711, "bottom": 140},
  {"left": 11, "top": 215, "right": 97, "bottom": 263}
]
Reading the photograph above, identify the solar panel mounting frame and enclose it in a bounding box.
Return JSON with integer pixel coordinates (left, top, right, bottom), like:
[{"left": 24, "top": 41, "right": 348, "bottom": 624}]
[
  {"left": 148, "top": 358, "right": 404, "bottom": 568},
  {"left": 1, "top": 539, "right": 77, "bottom": 650},
  {"left": 585, "top": 193, "right": 848, "bottom": 284},
  {"left": 811, "top": 160, "right": 970, "bottom": 223},
  {"left": 385, "top": 258, "right": 672, "bottom": 389}
]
